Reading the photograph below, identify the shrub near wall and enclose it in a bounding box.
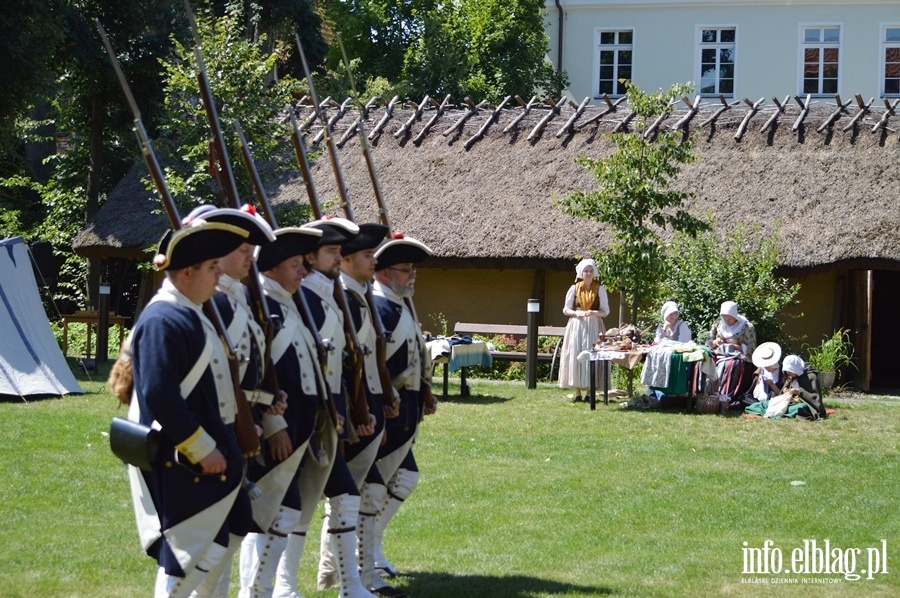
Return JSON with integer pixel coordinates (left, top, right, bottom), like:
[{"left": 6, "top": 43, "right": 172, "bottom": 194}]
[
  {"left": 466, "top": 334, "right": 559, "bottom": 382},
  {"left": 659, "top": 223, "right": 800, "bottom": 347}
]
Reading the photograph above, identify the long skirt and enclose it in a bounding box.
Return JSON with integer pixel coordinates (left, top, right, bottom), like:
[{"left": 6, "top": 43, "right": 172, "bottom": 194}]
[
  {"left": 558, "top": 314, "right": 604, "bottom": 390},
  {"left": 690, "top": 354, "right": 753, "bottom": 399}
]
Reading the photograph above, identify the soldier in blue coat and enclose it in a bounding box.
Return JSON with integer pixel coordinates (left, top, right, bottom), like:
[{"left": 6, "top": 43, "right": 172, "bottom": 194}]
[
  {"left": 127, "top": 220, "right": 252, "bottom": 597},
  {"left": 236, "top": 226, "right": 329, "bottom": 598},
  {"left": 315, "top": 223, "right": 406, "bottom": 598},
  {"left": 368, "top": 234, "right": 434, "bottom": 583},
  {"left": 278, "top": 217, "right": 376, "bottom": 598},
  {"left": 179, "top": 205, "right": 283, "bottom": 598}
]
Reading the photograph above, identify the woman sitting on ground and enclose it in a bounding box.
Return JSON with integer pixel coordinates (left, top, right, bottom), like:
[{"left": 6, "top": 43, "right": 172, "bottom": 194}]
[
  {"left": 780, "top": 355, "right": 827, "bottom": 419},
  {"left": 706, "top": 300, "right": 757, "bottom": 411},
  {"left": 654, "top": 301, "right": 692, "bottom": 344},
  {"left": 746, "top": 342, "right": 783, "bottom": 405}
]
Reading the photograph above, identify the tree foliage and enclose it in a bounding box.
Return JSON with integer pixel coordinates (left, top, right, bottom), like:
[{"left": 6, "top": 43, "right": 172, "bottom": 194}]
[
  {"left": 556, "top": 81, "right": 707, "bottom": 325},
  {"left": 156, "top": 4, "right": 298, "bottom": 212},
  {"left": 320, "top": 0, "right": 566, "bottom": 103},
  {"left": 659, "top": 222, "right": 800, "bottom": 348}
]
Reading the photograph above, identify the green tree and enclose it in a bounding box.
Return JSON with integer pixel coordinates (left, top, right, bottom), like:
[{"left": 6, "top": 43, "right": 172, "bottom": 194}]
[
  {"left": 319, "top": 0, "right": 565, "bottom": 102},
  {"left": 403, "top": 0, "right": 565, "bottom": 102},
  {"left": 156, "top": 4, "right": 298, "bottom": 211},
  {"left": 660, "top": 222, "right": 800, "bottom": 347},
  {"left": 1, "top": 0, "right": 181, "bottom": 308},
  {"left": 556, "top": 81, "right": 707, "bottom": 326}
]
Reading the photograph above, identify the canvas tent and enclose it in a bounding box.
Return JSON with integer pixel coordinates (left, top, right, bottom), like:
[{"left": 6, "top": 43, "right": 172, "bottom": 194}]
[{"left": 0, "top": 236, "right": 83, "bottom": 400}]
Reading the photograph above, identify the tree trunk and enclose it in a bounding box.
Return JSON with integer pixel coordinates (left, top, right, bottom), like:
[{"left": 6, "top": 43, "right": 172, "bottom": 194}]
[{"left": 85, "top": 92, "right": 105, "bottom": 308}]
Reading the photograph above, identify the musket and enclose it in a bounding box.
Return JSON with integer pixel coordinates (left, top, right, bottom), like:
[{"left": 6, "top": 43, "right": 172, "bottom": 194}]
[
  {"left": 335, "top": 36, "right": 436, "bottom": 416},
  {"left": 285, "top": 107, "right": 371, "bottom": 430},
  {"left": 293, "top": 38, "right": 395, "bottom": 413},
  {"left": 182, "top": 1, "right": 284, "bottom": 412},
  {"left": 290, "top": 37, "right": 374, "bottom": 429},
  {"left": 232, "top": 118, "right": 340, "bottom": 430},
  {"left": 96, "top": 19, "right": 260, "bottom": 458}
]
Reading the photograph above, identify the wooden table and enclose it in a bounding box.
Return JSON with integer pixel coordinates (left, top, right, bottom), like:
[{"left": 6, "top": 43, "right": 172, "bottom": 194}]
[
  {"left": 61, "top": 310, "right": 127, "bottom": 360},
  {"left": 429, "top": 340, "right": 493, "bottom": 398},
  {"left": 584, "top": 348, "right": 648, "bottom": 410}
]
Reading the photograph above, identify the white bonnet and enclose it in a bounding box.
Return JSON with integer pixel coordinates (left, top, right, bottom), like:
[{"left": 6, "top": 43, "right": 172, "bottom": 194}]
[
  {"left": 720, "top": 300, "right": 739, "bottom": 318},
  {"left": 575, "top": 258, "right": 597, "bottom": 279},
  {"left": 661, "top": 301, "right": 679, "bottom": 320},
  {"left": 782, "top": 355, "right": 806, "bottom": 376}
]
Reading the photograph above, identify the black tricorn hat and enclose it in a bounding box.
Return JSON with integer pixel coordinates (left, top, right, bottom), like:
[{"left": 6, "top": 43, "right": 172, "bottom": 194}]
[
  {"left": 305, "top": 217, "right": 360, "bottom": 248},
  {"left": 183, "top": 204, "right": 275, "bottom": 246},
  {"left": 256, "top": 226, "right": 324, "bottom": 271},
  {"left": 153, "top": 222, "right": 249, "bottom": 271},
  {"left": 374, "top": 233, "right": 433, "bottom": 271},
  {"left": 341, "top": 223, "right": 389, "bottom": 256}
]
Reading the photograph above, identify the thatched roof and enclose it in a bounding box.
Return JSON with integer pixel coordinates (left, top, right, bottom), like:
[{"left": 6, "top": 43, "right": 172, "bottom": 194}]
[{"left": 74, "top": 95, "right": 900, "bottom": 272}]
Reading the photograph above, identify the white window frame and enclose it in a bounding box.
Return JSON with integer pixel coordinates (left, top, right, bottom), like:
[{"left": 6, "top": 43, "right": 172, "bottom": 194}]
[
  {"left": 593, "top": 28, "right": 634, "bottom": 98},
  {"left": 881, "top": 23, "right": 900, "bottom": 98},
  {"left": 797, "top": 23, "right": 842, "bottom": 97},
  {"left": 695, "top": 25, "right": 737, "bottom": 98}
]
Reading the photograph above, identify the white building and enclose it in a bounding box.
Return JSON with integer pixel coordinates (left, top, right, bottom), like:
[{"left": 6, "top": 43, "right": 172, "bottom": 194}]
[{"left": 545, "top": 0, "right": 900, "bottom": 101}]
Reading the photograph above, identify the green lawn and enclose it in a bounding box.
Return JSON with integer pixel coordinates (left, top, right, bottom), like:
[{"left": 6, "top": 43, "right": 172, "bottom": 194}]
[{"left": 0, "top": 363, "right": 897, "bottom": 597}]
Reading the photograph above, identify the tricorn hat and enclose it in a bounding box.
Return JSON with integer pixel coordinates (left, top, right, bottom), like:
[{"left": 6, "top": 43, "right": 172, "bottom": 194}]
[
  {"left": 305, "top": 217, "right": 360, "bottom": 248},
  {"left": 752, "top": 342, "right": 782, "bottom": 368},
  {"left": 184, "top": 204, "right": 275, "bottom": 246},
  {"left": 374, "top": 233, "right": 433, "bottom": 271},
  {"left": 153, "top": 221, "right": 249, "bottom": 271},
  {"left": 256, "top": 226, "right": 324, "bottom": 271},
  {"left": 341, "top": 223, "right": 389, "bottom": 256}
]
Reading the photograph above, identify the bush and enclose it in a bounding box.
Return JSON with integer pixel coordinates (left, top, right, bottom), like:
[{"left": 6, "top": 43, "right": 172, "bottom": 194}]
[
  {"left": 465, "top": 333, "right": 558, "bottom": 382},
  {"left": 658, "top": 222, "right": 800, "bottom": 347},
  {"left": 804, "top": 328, "right": 855, "bottom": 377}
]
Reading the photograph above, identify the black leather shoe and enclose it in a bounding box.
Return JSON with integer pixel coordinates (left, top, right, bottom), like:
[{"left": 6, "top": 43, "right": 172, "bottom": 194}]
[
  {"left": 572, "top": 395, "right": 582, "bottom": 403},
  {"left": 371, "top": 585, "right": 408, "bottom": 598}
]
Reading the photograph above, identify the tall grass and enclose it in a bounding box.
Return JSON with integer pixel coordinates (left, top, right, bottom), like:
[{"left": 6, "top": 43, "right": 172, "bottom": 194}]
[{"left": 0, "top": 363, "right": 896, "bottom": 597}]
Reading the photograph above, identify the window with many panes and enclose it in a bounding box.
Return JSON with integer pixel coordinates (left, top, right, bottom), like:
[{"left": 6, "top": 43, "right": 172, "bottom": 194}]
[
  {"left": 596, "top": 30, "right": 632, "bottom": 96},
  {"left": 883, "top": 25, "right": 900, "bottom": 97},
  {"left": 698, "top": 27, "right": 736, "bottom": 96},
  {"left": 801, "top": 26, "right": 840, "bottom": 95}
]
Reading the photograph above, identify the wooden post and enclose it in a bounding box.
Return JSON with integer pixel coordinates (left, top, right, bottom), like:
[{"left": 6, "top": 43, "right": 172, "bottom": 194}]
[
  {"left": 792, "top": 94, "right": 812, "bottom": 131},
  {"left": 734, "top": 97, "right": 765, "bottom": 140},
  {"left": 526, "top": 299, "right": 540, "bottom": 389},
  {"left": 395, "top": 94, "right": 430, "bottom": 139},
  {"left": 97, "top": 282, "right": 110, "bottom": 364}
]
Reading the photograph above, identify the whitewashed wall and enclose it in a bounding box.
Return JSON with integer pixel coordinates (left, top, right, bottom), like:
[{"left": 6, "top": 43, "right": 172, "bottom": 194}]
[{"left": 544, "top": 0, "right": 899, "bottom": 102}]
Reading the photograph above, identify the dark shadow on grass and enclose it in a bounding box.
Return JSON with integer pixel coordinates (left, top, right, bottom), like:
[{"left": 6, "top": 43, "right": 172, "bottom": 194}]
[
  {"left": 395, "top": 570, "right": 615, "bottom": 596},
  {"left": 439, "top": 393, "right": 513, "bottom": 405}
]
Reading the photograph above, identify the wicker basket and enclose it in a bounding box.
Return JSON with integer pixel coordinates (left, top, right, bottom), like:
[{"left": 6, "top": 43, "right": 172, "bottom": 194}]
[
  {"left": 693, "top": 379, "right": 720, "bottom": 414},
  {"left": 694, "top": 393, "right": 720, "bottom": 414}
]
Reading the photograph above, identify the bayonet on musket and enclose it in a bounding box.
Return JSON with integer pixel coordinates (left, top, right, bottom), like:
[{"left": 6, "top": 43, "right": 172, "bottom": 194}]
[{"left": 96, "top": 18, "right": 260, "bottom": 458}]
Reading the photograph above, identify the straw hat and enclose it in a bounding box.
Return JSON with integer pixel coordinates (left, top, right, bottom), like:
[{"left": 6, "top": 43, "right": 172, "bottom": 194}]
[{"left": 752, "top": 342, "right": 782, "bottom": 368}]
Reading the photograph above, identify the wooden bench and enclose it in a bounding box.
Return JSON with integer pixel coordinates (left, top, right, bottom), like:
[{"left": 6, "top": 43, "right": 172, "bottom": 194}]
[{"left": 439, "top": 322, "right": 566, "bottom": 397}]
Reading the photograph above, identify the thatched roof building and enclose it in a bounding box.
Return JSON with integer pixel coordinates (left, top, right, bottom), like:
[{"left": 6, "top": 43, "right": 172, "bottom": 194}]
[
  {"left": 75, "top": 95, "right": 900, "bottom": 271},
  {"left": 74, "top": 95, "right": 900, "bottom": 389}
]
